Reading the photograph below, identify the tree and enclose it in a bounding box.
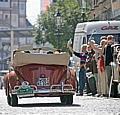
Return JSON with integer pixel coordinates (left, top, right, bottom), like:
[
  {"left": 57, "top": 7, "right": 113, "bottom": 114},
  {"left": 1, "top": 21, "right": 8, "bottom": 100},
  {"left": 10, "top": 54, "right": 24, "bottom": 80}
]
[{"left": 34, "top": 0, "right": 87, "bottom": 51}]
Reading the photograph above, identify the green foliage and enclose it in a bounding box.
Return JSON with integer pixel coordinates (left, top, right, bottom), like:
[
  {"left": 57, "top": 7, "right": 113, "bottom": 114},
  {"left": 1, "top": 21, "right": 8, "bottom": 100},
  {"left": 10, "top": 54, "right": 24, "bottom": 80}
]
[{"left": 34, "top": 0, "right": 89, "bottom": 51}]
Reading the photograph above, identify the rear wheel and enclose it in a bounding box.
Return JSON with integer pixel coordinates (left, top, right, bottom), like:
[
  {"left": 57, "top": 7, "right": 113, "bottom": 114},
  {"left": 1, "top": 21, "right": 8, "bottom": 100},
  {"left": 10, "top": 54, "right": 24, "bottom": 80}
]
[
  {"left": 60, "top": 96, "right": 66, "bottom": 104},
  {"left": 7, "top": 94, "right": 11, "bottom": 106},
  {"left": 11, "top": 94, "right": 18, "bottom": 106},
  {"left": 66, "top": 95, "right": 73, "bottom": 105},
  {"left": 6, "top": 83, "right": 18, "bottom": 106},
  {"left": 60, "top": 95, "right": 73, "bottom": 105},
  {"left": 6, "top": 83, "right": 11, "bottom": 106},
  {"left": 0, "top": 82, "right": 3, "bottom": 89}
]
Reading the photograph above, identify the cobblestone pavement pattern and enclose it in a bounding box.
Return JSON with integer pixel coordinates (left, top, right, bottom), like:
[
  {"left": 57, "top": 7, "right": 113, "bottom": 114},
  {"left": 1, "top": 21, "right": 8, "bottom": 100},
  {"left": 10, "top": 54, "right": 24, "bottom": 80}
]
[{"left": 0, "top": 90, "right": 120, "bottom": 115}]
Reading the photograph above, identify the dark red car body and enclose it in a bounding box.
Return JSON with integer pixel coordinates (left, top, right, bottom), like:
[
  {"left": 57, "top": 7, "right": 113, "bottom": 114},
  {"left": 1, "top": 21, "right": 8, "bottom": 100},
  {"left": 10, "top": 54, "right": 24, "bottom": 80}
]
[{"left": 4, "top": 50, "right": 76, "bottom": 106}]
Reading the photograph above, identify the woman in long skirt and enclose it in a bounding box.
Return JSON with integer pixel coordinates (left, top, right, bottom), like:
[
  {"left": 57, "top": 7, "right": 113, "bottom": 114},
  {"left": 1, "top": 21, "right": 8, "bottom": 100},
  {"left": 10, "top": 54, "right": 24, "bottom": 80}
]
[{"left": 89, "top": 38, "right": 108, "bottom": 96}]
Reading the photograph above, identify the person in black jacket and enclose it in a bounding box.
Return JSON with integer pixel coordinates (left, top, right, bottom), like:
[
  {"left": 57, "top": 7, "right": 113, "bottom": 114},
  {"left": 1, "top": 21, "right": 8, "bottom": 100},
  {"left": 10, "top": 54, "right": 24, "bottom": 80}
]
[
  {"left": 104, "top": 35, "right": 114, "bottom": 92},
  {"left": 67, "top": 43, "right": 88, "bottom": 95}
]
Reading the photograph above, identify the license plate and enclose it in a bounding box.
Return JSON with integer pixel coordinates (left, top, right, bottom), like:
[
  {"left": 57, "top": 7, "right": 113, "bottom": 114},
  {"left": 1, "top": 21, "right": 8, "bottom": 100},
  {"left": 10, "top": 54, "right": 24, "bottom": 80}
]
[{"left": 37, "top": 77, "right": 49, "bottom": 86}]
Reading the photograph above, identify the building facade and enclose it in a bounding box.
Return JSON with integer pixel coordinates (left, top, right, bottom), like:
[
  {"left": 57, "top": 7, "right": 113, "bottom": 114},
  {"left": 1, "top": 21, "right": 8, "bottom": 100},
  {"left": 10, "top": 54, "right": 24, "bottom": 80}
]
[
  {"left": 0, "top": 0, "right": 27, "bottom": 28},
  {"left": 111, "top": 0, "right": 120, "bottom": 20},
  {"left": 88, "top": 0, "right": 112, "bottom": 20},
  {"left": 88, "top": 0, "right": 120, "bottom": 20},
  {"left": 0, "top": 0, "right": 33, "bottom": 70}
]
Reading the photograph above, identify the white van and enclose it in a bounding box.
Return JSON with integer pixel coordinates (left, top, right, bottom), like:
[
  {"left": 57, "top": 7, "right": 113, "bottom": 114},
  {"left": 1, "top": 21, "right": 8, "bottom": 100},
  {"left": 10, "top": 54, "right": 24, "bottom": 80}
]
[{"left": 72, "top": 20, "right": 120, "bottom": 63}]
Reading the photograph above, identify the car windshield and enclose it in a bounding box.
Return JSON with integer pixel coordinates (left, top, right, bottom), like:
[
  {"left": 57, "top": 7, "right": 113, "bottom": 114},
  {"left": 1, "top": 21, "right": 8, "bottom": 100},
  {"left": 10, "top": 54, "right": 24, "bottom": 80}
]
[{"left": 87, "top": 34, "right": 120, "bottom": 44}]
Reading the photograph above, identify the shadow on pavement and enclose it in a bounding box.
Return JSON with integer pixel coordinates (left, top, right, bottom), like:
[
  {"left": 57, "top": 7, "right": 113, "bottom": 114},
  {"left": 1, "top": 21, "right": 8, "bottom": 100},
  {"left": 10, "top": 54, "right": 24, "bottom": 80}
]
[{"left": 18, "top": 103, "right": 80, "bottom": 108}]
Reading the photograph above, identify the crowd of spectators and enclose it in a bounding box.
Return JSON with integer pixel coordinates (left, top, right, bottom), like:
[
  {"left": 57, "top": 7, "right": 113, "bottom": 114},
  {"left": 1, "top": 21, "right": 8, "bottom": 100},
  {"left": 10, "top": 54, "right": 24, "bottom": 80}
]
[{"left": 68, "top": 35, "right": 120, "bottom": 97}]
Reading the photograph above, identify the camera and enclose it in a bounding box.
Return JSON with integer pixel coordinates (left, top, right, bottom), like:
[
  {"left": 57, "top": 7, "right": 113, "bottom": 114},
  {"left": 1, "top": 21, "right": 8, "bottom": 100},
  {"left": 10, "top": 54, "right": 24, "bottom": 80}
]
[{"left": 115, "top": 46, "right": 120, "bottom": 53}]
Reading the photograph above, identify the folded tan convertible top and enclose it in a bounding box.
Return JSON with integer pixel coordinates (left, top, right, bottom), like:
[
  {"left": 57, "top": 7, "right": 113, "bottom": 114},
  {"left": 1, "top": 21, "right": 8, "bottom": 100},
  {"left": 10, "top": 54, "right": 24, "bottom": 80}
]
[{"left": 13, "top": 52, "right": 70, "bottom": 66}]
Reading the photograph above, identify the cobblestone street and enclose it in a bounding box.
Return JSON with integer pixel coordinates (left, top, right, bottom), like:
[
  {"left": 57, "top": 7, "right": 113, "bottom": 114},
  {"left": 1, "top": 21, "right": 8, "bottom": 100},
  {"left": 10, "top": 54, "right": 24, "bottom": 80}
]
[{"left": 0, "top": 90, "right": 120, "bottom": 115}]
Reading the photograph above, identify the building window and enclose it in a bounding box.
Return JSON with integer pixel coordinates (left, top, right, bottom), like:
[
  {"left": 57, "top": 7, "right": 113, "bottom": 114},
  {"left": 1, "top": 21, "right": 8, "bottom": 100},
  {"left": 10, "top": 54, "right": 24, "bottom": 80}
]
[
  {"left": 112, "top": 0, "right": 117, "bottom": 2},
  {"left": 4, "top": 14, "right": 9, "bottom": 21},
  {"left": 19, "top": 2, "right": 26, "bottom": 15},
  {"left": 20, "top": 18, "right": 25, "bottom": 27},
  {"left": 0, "top": 11, "right": 2, "bottom": 20},
  {"left": 94, "top": 0, "right": 96, "bottom": 5},
  {"left": 0, "top": 0, "right": 8, "bottom": 2},
  {"left": 4, "top": 14, "right": 8, "bottom": 19},
  {"left": 12, "top": 15, "right": 17, "bottom": 22},
  {"left": 13, "top": 2, "right": 18, "bottom": 9},
  {"left": 20, "top": 3, "right": 25, "bottom": 10}
]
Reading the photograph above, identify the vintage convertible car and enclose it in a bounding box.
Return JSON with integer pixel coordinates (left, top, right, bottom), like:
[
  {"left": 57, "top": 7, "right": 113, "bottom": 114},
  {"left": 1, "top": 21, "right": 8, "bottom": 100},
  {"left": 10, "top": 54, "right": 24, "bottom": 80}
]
[{"left": 4, "top": 48, "right": 76, "bottom": 106}]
